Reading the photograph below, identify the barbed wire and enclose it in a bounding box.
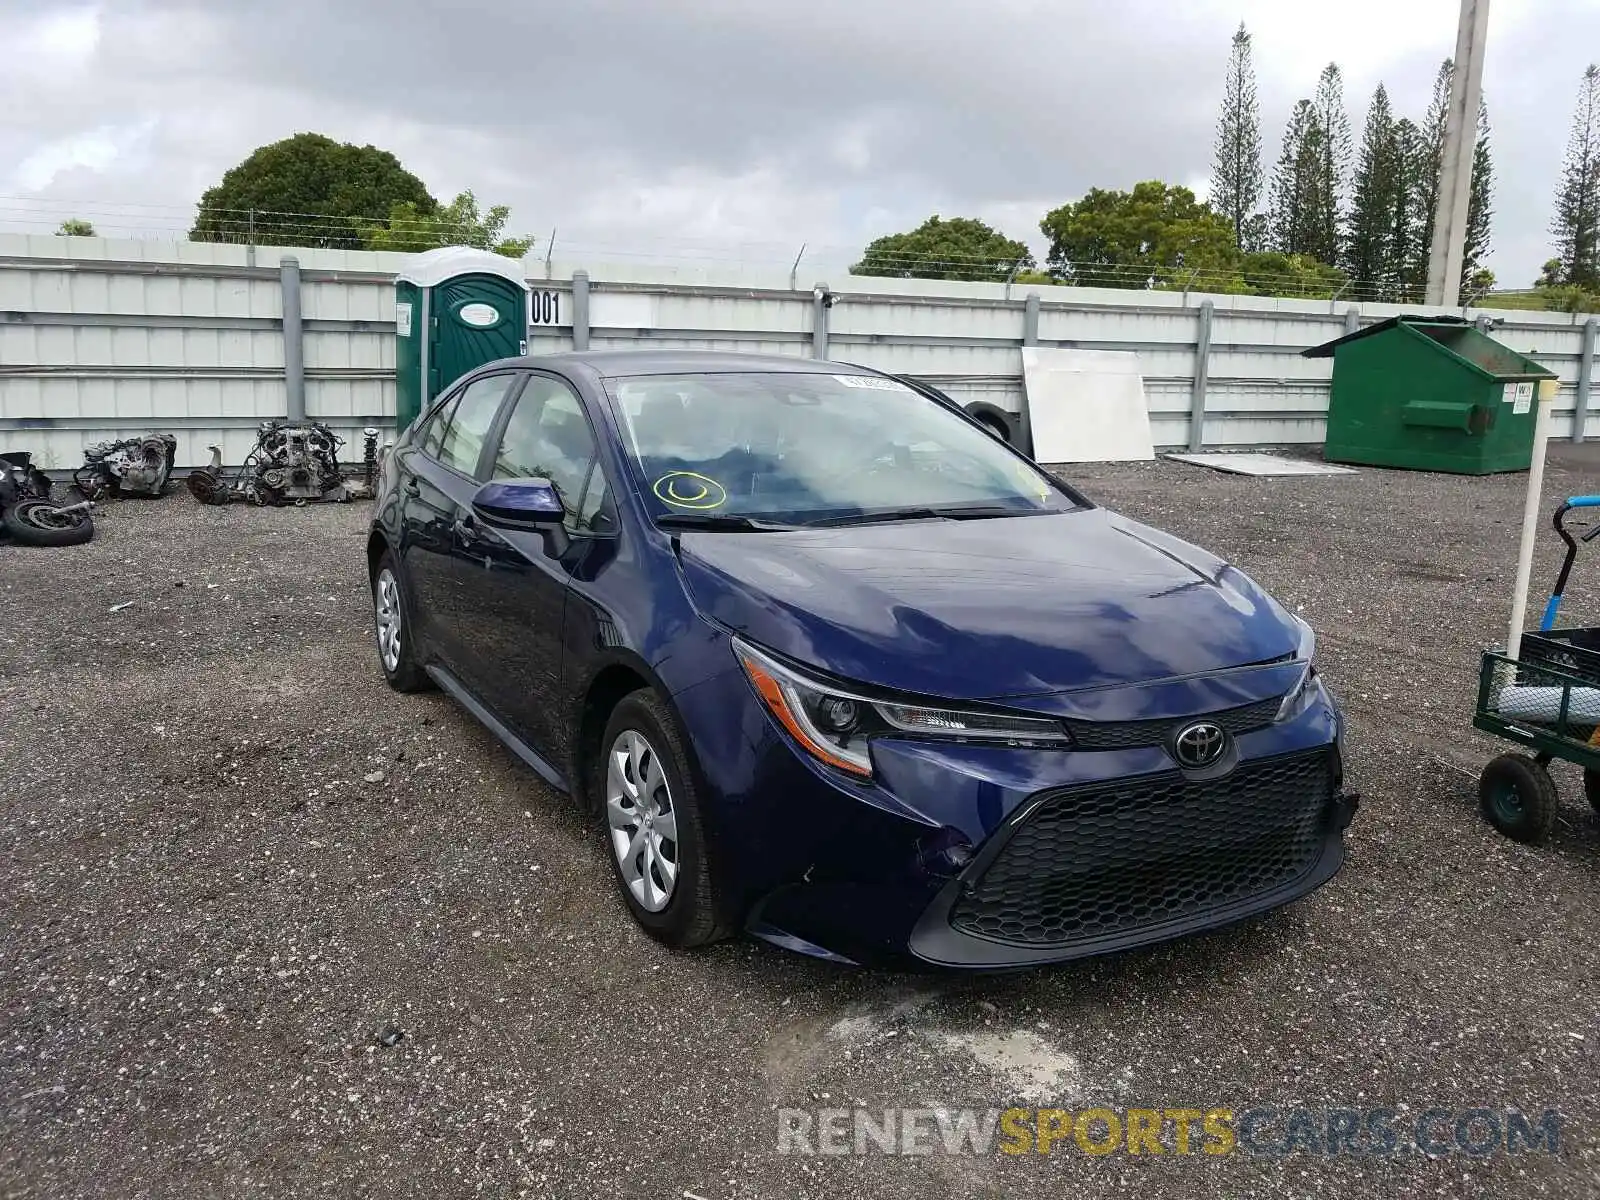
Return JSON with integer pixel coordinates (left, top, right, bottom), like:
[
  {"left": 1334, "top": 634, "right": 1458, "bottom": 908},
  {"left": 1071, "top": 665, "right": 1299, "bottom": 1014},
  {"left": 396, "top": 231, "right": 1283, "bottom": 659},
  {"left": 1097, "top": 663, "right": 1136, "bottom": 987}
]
[{"left": 0, "top": 194, "right": 1510, "bottom": 304}]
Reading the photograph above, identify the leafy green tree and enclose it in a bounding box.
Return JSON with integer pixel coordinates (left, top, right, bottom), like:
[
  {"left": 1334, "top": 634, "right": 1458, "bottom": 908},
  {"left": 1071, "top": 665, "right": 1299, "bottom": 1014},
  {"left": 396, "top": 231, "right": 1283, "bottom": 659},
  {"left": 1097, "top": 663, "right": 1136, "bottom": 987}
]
[
  {"left": 1462, "top": 100, "right": 1494, "bottom": 303},
  {"left": 1210, "top": 23, "right": 1263, "bottom": 250},
  {"left": 1410, "top": 59, "right": 1495, "bottom": 302},
  {"left": 1271, "top": 100, "right": 1327, "bottom": 258},
  {"left": 1536, "top": 282, "right": 1600, "bottom": 313},
  {"left": 1310, "top": 64, "right": 1352, "bottom": 263},
  {"left": 1390, "top": 118, "right": 1427, "bottom": 301},
  {"left": 1040, "top": 181, "right": 1236, "bottom": 289},
  {"left": 1239, "top": 251, "right": 1347, "bottom": 299},
  {"left": 1240, "top": 212, "right": 1270, "bottom": 254},
  {"left": 851, "top": 216, "right": 1033, "bottom": 281},
  {"left": 1345, "top": 84, "right": 1403, "bottom": 297},
  {"left": 362, "top": 190, "right": 533, "bottom": 258},
  {"left": 1552, "top": 64, "right": 1600, "bottom": 290},
  {"left": 55, "top": 218, "right": 95, "bottom": 236},
  {"left": 1411, "top": 59, "right": 1453, "bottom": 291},
  {"left": 190, "top": 132, "right": 437, "bottom": 247}
]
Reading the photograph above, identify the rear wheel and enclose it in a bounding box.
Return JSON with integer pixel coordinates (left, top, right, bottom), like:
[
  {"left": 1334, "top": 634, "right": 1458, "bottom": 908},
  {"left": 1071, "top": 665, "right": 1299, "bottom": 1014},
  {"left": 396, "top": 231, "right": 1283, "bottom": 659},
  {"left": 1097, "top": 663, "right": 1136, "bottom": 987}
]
[
  {"left": 1479, "top": 752, "right": 1557, "bottom": 843},
  {"left": 3, "top": 499, "right": 94, "bottom": 546},
  {"left": 371, "top": 552, "right": 430, "bottom": 693},
  {"left": 597, "top": 690, "right": 730, "bottom": 949}
]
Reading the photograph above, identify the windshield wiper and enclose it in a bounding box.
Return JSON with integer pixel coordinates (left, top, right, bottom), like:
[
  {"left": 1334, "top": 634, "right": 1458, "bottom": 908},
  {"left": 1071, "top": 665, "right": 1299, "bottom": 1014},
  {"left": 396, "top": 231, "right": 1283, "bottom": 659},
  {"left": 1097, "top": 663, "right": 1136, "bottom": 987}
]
[
  {"left": 654, "top": 513, "right": 802, "bottom": 532},
  {"left": 804, "top": 505, "right": 1044, "bottom": 529}
]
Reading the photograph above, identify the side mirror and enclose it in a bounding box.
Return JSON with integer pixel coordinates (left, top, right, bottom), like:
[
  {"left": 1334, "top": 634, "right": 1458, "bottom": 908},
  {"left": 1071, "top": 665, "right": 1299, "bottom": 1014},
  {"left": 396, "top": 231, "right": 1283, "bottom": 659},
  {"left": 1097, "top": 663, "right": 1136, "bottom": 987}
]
[{"left": 471, "top": 478, "right": 569, "bottom": 557}]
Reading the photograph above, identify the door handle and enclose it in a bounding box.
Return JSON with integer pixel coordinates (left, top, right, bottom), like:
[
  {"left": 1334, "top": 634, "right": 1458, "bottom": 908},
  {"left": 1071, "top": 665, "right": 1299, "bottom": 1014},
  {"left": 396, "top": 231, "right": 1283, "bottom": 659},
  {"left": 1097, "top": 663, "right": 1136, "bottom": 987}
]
[{"left": 453, "top": 515, "right": 481, "bottom": 545}]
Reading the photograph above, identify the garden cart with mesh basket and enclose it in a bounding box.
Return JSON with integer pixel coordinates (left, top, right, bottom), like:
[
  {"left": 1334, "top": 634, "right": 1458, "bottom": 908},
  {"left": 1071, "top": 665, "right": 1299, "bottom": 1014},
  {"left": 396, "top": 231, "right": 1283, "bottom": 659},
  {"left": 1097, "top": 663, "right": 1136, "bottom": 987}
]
[{"left": 1474, "top": 492, "right": 1600, "bottom": 841}]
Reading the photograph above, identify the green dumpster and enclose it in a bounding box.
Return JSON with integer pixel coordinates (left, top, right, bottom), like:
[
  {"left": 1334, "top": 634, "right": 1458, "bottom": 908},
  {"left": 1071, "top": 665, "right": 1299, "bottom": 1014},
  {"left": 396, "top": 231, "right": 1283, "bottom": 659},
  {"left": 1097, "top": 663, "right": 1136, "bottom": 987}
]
[
  {"left": 394, "top": 246, "right": 530, "bottom": 433},
  {"left": 1302, "top": 314, "right": 1559, "bottom": 475}
]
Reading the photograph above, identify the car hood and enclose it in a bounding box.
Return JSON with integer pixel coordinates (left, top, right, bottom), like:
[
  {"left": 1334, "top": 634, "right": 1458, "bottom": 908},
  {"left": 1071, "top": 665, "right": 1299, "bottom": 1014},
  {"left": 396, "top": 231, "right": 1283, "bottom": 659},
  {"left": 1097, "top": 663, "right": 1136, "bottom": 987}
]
[{"left": 674, "top": 507, "right": 1302, "bottom": 702}]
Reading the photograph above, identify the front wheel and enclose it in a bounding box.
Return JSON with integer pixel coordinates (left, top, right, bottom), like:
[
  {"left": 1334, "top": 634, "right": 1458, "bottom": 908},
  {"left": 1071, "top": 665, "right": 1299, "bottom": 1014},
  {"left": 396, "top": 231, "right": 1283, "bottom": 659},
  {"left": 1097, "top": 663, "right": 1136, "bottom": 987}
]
[
  {"left": 1479, "top": 752, "right": 1557, "bottom": 843},
  {"left": 596, "top": 691, "right": 731, "bottom": 949},
  {"left": 3, "top": 499, "right": 94, "bottom": 546}
]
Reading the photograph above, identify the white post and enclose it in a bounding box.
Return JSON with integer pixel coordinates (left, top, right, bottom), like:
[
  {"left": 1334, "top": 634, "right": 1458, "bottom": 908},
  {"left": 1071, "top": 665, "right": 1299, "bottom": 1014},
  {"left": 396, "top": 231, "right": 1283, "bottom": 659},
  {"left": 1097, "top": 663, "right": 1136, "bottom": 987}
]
[
  {"left": 1506, "top": 379, "right": 1561, "bottom": 660},
  {"left": 1424, "top": 0, "right": 1490, "bottom": 307}
]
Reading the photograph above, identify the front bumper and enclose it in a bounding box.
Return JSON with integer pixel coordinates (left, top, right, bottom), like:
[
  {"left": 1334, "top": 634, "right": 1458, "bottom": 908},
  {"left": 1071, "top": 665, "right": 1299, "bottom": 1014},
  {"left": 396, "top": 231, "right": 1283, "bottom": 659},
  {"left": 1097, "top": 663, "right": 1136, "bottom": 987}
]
[{"left": 671, "top": 665, "right": 1357, "bottom": 971}]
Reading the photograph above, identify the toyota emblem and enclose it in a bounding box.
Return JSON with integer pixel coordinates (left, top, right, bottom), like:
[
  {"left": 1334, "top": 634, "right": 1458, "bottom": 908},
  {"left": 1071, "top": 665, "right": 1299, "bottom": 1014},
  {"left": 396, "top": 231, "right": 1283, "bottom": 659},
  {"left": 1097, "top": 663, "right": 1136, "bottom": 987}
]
[{"left": 1173, "top": 721, "right": 1227, "bottom": 768}]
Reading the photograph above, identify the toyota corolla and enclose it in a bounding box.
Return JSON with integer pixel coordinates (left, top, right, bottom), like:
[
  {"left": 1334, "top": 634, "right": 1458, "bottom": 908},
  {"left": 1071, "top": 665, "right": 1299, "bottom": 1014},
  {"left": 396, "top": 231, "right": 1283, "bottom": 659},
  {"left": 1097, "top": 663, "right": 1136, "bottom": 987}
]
[{"left": 366, "top": 350, "right": 1357, "bottom": 969}]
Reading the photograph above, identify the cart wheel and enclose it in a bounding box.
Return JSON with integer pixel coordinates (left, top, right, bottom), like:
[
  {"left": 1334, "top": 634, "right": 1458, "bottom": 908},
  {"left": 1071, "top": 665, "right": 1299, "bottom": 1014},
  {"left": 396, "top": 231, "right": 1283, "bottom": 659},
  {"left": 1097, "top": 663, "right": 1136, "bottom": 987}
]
[
  {"left": 1479, "top": 753, "right": 1558, "bottom": 843},
  {"left": 1584, "top": 769, "right": 1600, "bottom": 815}
]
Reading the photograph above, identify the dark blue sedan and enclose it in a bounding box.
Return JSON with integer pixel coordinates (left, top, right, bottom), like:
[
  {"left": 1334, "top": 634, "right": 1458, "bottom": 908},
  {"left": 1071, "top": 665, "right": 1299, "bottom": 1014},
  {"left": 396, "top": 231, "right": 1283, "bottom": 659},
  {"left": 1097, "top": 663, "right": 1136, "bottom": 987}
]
[{"left": 366, "top": 350, "right": 1357, "bottom": 969}]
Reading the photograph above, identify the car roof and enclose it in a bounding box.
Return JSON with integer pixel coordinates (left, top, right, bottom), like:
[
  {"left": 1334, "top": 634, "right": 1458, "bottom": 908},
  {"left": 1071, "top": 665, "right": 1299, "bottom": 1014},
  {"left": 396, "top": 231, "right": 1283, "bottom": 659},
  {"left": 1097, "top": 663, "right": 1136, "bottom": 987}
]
[{"left": 496, "top": 349, "right": 877, "bottom": 380}]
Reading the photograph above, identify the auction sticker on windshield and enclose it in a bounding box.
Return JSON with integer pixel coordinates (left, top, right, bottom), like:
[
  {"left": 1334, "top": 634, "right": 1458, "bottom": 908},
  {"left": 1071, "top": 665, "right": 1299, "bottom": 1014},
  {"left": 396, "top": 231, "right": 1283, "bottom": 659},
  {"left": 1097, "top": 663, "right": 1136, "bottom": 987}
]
[{"left": 834, "top": 375, "right": 913, "bottom": 391}]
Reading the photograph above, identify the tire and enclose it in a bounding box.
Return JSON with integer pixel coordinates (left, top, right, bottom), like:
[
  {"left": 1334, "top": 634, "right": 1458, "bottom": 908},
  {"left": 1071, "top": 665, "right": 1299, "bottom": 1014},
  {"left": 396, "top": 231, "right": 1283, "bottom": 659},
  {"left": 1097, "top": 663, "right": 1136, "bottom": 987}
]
[
  {"left": 371, "top": 551, "right": 431, "bottom": 693},
  {"left": 595, "top": 690, "right": 731, "bottom": 949},
  {"left": 980, "top": 415, "right": 1011, "bottom": 444},
  {"left": 1479, "top": 752, "right": 1558, "bottom": 843},
  {"left": 1584, "top": 769, "right": 1600, "bottom": 815},
  {"left": 3, "top": 499, "right": 94, "bottom": 547}
]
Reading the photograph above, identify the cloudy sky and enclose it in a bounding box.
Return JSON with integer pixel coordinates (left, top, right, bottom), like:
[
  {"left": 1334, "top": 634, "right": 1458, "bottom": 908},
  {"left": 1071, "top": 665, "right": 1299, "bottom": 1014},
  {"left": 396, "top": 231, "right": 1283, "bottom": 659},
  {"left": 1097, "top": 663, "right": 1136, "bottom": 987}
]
[{"left": 2, "top": 0, "right": 1598, "bottom": 286}]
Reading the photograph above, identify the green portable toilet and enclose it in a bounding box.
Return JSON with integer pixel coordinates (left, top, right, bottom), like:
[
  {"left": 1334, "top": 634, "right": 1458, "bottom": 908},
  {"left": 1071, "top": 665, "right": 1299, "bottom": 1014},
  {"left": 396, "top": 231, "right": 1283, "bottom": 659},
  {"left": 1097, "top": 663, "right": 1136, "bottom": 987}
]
[
  {"left": 394, "top": 246, "right": 531, "bottom": 432},
  {"left": 1302, "top": 314, "right": 1559, "bottom": 475}
]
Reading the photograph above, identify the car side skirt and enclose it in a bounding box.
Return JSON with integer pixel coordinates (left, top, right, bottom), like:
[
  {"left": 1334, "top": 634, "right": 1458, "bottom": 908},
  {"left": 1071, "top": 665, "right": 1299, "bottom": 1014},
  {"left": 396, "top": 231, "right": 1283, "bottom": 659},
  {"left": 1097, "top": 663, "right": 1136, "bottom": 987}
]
[{"left": 425, "top": 664, "right": 571, "bottom": 795}]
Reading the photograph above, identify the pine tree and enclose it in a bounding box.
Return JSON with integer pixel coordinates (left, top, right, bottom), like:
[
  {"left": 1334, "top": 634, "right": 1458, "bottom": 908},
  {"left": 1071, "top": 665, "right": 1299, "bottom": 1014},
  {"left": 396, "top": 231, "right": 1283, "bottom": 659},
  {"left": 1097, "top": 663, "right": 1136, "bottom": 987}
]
[
  {"left": 1345, "top": 84, "right": 1402, "bottom": 297},
  {"left": 1210, "top": 23, "right": 1263, "bottom": 249},
  {"left": 1552, "top": 65, "right": 1600, "bottom": 289},
  {"left": 1391, "top": 118, "right": 1425, "bottom": 301},
  {"left": 1310, "top": 64, "right": 1353, "bottom": 264},
  {"left": 1272, "top": 100, "right": 1327, "bottom": 258},
  {"left": 1462, "top": 99, "right": 1494, "bottom": 302},
  {"left": 1411, "top": 58, "right": 1454, "bottom": 291}
]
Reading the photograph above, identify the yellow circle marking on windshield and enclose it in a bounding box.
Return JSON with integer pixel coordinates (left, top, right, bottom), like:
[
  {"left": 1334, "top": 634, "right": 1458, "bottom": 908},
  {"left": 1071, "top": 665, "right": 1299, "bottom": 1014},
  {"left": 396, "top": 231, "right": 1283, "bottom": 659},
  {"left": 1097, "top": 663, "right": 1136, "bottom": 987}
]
[{"left": 654, "top": 471, "right": 728, "bottom": 510}]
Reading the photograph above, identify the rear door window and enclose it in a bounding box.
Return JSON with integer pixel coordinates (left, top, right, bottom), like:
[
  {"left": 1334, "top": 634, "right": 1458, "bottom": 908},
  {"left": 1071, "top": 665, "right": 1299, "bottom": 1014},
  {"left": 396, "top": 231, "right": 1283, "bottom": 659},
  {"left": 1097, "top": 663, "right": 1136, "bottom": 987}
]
[
  {"left": 434, "top": 373, "right": 519, "bottom": 477},
  {"left": 418, "top": 394, "right": 459, "bottom": 459}
]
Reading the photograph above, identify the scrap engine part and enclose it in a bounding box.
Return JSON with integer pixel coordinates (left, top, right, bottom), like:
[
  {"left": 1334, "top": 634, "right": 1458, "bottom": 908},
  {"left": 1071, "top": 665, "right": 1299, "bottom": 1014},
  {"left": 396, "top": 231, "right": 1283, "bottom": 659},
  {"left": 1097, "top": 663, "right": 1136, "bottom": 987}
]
[{"left": 77, "top": 433, "right": 178, "bottom": 500}]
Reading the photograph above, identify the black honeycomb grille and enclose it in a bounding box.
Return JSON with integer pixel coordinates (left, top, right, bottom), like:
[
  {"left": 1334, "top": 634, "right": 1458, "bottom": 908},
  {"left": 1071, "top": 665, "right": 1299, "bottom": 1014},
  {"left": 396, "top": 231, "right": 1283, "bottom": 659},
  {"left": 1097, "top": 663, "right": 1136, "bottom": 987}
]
[
  {"left": 1063, "top": 696, "right": 1283, "bottom": 751},
  {"left": 949, "top": 750, "right": 1334, "bottom": 947}
]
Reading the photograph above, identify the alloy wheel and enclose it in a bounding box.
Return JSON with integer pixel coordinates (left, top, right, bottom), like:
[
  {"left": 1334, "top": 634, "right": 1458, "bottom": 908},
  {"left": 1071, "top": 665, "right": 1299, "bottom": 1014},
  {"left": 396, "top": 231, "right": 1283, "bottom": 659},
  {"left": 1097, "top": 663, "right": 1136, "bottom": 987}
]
[
  {"left": 606, "top": 729, "right": 680, "bottom": 912},
  {"left": 374, "top": 568, "right": 402, "bottom": 672}
]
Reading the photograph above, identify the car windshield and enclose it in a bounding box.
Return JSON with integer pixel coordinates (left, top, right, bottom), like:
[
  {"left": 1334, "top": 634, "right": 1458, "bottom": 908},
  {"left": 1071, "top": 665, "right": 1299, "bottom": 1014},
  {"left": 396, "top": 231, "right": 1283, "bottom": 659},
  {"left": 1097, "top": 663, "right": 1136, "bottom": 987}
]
[{"left": 605, "top": 370, "right": 1079, "bottom": 526}]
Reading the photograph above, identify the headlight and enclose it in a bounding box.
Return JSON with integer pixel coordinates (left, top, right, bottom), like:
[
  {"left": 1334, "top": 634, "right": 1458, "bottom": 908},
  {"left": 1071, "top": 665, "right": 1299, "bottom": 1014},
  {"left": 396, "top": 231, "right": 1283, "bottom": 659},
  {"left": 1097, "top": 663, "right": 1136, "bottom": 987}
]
[
  {"left": 732, "top": 638, "right": 1070, "bottom": 778},
  {"left": 1276, "top": 616, "right": 1319, "bottom": 721}
]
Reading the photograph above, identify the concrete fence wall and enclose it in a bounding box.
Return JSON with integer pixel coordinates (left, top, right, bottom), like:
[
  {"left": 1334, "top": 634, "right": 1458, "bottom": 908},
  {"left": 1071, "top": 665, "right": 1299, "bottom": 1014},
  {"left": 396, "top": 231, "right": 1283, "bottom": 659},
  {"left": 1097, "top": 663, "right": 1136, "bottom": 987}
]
[{"left": 3, "top": 232, "right": 1598, "bottom": 471}]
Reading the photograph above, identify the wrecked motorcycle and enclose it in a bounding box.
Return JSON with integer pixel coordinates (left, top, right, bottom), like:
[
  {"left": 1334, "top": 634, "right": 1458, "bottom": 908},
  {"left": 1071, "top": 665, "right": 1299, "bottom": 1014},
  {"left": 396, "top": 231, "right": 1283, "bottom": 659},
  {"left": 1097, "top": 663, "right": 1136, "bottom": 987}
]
[
  {"left": 74, "top": 433, "right": 177, "bottom": 501},
  {"left": 0, "top": 451, "right": 94, "bottom": 546}
]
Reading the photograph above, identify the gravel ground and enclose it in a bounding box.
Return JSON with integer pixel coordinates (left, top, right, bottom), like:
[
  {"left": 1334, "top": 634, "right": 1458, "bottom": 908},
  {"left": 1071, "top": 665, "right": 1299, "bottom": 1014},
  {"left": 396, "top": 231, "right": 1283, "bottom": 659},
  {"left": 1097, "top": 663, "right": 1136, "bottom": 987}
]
[{"left": 4, "top": 450, "right": 1600, "bottom": 1199}]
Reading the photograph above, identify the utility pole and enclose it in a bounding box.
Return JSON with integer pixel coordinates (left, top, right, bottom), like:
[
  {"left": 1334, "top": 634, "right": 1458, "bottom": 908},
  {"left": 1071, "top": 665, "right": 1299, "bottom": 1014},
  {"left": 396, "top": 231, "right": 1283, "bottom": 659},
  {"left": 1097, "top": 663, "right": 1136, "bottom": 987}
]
[{"left": 1424, "top": 0, "right": 1490, "bottom": 306}]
